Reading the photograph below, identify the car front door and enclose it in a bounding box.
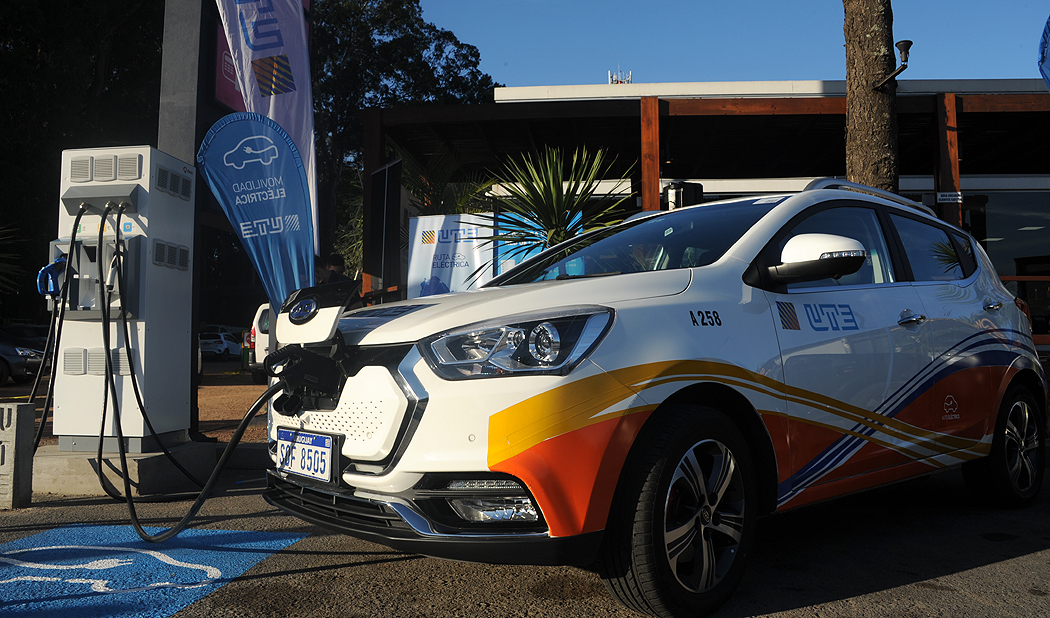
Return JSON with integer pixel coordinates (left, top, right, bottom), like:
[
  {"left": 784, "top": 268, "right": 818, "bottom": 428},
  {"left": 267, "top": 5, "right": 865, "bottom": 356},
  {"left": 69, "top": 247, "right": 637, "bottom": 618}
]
[{"left": 762, "top": 203, "right": 939, "bottom": 508}]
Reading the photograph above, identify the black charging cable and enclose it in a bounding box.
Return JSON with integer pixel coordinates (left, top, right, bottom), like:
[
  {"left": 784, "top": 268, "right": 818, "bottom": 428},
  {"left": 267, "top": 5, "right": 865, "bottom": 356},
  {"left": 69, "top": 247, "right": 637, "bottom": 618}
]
[
  {"left": 32, "top": 203, "right": 90, "bottom": 452},
  {"left": 107, "top": 204, "right": 205, "bottom": 488}
]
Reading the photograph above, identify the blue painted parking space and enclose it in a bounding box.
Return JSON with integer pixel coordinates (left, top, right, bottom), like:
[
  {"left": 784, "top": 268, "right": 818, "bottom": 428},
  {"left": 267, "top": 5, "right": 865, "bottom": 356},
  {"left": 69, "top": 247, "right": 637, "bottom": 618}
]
[{"left": 0, "top": 525, "right": 307, "bottom": 617}]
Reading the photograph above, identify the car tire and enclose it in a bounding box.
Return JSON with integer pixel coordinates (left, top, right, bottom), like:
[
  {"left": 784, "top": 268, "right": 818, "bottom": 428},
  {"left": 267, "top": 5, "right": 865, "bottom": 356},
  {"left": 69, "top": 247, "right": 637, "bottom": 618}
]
[
  {"left": 598, "top": 405, "right": 757, "bottom": 618},
  {"left": 220, "top": 348, "right": 230, "bottom": 362},
  {"left": 0, "top": 360, "right": 9, "bottom": 386},
  {"left": 963, "top": 384, "right": 1045, "bottom": 508}
]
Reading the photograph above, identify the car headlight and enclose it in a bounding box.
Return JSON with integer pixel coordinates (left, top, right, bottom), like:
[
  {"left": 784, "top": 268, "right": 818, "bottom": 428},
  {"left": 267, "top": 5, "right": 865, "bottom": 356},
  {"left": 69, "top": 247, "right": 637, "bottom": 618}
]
[
  {"left": 420, "top": 306, "right": 613, "bottom": 380},
  {"left": 16, "top": 347, "right": 42, "bottom": 358}
]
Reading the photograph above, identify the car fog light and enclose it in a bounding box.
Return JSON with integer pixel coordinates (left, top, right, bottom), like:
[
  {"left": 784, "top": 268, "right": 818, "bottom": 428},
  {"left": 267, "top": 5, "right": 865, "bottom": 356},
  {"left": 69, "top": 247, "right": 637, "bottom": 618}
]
[{"left": 448, "top": 497, "right": 539, "bottom": 523}]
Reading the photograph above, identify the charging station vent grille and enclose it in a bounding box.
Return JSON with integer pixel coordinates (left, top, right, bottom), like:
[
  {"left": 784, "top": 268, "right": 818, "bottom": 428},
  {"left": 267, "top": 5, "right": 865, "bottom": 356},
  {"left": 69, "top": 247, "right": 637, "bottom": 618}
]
[
  {"left": 70, "top": 157, "right": 92, "bottom": 183},
  {"left": 87, "top": 348, "right": 108, "bottom": 375},
  {"left": 63, "top": 348, "right": 87, "bottom": 375},
  {"left": 118, "top": 154, "right": 141, "bottom": 180},
  {"left": 152, "top": 239, "right": 190, "bottom": 271},
  {"left": 153, "top": 240, "right": 168, "bottom": 267},
  {"left": 94, "top": 156, "right": 117, "bottom": 181},
  {"left": 111, "top": 349, "right": 131, "bottom": 375},
  {"left": 156, "top": 166, "right": 192, "bottom": 201}
]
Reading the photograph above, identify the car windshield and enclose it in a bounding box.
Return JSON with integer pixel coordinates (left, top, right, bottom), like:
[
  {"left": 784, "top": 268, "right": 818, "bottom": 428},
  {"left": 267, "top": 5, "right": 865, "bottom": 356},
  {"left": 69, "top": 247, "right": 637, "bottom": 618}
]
[{"left": 488, "top": 197, "right": 781, "bottom": 286}]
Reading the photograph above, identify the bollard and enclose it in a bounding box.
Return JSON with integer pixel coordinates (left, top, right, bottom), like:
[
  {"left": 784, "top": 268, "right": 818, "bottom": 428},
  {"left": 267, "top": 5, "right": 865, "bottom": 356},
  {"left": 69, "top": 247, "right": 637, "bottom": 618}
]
[{"left": 0, "top": 403, "right": 34, "bottom": 509}]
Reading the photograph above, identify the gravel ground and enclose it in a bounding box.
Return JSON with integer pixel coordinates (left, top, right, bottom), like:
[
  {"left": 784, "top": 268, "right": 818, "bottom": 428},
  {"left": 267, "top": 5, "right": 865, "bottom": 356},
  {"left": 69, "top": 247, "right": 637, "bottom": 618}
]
[{"left": 0, "top": 358, "right": 269, "bottom": 446}]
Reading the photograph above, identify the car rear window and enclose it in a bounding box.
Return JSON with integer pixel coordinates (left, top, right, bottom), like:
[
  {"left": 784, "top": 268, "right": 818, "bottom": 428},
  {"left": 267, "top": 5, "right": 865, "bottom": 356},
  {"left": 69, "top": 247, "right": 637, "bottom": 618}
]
[{"left": 490, "top": 198, "right": 779, "bottom": 286}]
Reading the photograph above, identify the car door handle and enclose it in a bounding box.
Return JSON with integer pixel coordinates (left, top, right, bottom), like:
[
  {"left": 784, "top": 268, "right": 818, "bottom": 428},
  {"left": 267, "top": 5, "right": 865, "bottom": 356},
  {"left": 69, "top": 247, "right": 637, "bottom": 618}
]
[
  {"left": 898, "top": 310, "right": 927, "bottom": 326},
  {"left": 984, "top": 300, "right": 1003, "bottom": 312}
]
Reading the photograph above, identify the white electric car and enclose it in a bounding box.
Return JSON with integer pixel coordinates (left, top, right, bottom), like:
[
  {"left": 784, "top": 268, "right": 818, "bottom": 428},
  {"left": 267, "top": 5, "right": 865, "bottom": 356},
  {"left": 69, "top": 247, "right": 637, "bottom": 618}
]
[{"left": 263, "top": 179, "right": 1046, "bottom": 618}]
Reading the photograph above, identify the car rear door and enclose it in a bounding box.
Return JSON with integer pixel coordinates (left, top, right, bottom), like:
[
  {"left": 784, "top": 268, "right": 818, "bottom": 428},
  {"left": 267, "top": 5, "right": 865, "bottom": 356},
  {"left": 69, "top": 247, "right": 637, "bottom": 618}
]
[
  {"left": 887, "top": 212, "right": 1014, "bottom": 450},
  {"left": 762, "top": 202, "right": 939, "bottom": 507}
]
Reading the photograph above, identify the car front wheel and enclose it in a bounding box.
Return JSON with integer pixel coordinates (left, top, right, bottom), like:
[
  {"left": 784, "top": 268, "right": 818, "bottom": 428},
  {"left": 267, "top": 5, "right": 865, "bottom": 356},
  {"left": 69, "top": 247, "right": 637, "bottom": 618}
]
[
  {"left": 963, "top": 384, "right": 1045, "bottom": 508},
  {"left": 599, "top": 406, "right": 757, "bottom": 618}
]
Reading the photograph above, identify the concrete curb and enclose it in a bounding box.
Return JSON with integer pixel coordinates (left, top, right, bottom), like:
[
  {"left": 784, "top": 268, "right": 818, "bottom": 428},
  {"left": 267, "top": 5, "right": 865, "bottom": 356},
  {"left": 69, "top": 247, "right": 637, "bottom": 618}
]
[{"left": 31, "top": 441, "right": 272, "bottom": 498}]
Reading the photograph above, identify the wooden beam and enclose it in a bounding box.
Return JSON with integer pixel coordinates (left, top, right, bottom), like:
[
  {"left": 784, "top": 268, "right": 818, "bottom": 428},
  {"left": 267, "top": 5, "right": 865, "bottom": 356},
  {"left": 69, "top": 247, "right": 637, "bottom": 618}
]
[
  {"left": 640, "top": 97, "right": 660, "bottom": 211},
  {"left": 958, "top": 93, "right": 1050, "bottom": 113},
  {"left": 667, "top": 97, "right": 846, "bottom": 116},
  {"left": 935, "top": 93, "right": 962, "bottom": 228}
]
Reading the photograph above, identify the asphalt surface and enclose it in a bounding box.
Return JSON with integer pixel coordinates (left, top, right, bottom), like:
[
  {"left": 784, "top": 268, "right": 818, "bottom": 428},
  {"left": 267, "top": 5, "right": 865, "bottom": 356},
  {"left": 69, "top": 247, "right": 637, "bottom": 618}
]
[
  {"left": 4, "top": 363, "right": 1050, "bottom": 617},
  {"left": 3, "top": 459, "right": 1050, "bottom": 617}
]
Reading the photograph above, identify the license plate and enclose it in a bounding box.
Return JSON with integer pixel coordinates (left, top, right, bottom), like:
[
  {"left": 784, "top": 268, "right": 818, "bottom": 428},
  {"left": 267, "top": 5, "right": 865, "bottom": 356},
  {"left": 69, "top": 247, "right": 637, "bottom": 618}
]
[{"left": 276, "top": 429, "right": 334, "bottom": 482}]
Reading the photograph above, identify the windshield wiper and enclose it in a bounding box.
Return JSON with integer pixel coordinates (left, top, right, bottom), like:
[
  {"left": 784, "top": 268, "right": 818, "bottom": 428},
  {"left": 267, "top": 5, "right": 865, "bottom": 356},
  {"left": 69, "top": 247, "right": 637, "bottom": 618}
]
[{"left": 554, "top": 271, "right": 621, "bottom": 280}]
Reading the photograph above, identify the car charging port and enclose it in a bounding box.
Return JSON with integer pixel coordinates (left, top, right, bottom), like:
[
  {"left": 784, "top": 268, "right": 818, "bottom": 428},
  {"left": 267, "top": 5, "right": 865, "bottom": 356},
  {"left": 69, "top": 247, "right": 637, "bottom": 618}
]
[{"left": 266, "top": 344, "right": 345, "bottom": 416}]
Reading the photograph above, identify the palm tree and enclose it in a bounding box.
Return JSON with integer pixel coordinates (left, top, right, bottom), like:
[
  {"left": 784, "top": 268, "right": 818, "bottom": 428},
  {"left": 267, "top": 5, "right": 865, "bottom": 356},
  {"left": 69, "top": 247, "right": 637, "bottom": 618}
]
[{"left": 480, "top": 146, "right": 633, "bottom": 276}]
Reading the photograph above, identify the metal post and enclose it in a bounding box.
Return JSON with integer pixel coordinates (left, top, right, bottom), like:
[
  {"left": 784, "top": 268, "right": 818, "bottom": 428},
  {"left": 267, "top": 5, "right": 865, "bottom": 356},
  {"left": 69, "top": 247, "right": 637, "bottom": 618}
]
[{"left": 0, "top": 403, "right": 34, "bottom": 509}]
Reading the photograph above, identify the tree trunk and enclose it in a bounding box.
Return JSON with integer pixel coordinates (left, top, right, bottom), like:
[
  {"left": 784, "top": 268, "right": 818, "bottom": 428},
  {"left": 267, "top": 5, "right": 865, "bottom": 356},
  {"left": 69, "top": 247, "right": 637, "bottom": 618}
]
[{"left": 843, "top": 0, "right": 899, "bottom": 193}]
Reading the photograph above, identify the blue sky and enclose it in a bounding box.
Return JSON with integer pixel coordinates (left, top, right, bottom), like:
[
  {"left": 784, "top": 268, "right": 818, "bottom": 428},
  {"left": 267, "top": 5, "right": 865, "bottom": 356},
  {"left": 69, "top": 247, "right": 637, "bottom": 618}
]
[{"left": 419, "top": 0, "right": 1050, "bottom": 87}]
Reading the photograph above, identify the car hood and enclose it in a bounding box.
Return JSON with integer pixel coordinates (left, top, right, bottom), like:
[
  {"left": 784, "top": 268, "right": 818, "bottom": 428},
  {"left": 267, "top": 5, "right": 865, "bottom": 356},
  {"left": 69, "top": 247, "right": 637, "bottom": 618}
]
[{"left": 286, "top": 269, "right": 691, "bottom": 347}]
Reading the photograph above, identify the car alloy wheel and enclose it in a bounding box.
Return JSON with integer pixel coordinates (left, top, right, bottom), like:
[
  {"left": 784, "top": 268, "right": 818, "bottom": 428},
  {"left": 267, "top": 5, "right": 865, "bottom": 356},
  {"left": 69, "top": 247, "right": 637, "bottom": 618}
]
[
  {"left": 663, "top": 438, "right": 746, "bottom": 593},
  {"left": 599, "top": 406, "right": 756, "bottom": 618},
  {"left": 963, "top": 384, "right": 1045, "bottom": 508}
]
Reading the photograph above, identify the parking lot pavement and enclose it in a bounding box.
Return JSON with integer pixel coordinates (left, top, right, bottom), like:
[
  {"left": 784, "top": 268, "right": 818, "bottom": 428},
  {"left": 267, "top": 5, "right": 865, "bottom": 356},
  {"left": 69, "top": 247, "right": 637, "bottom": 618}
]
[
  {"left": 3, "top": 462, "right": 1050, "bottom": 618},
  {"left": 5, "top": 362, "right": 1050, "bottom": 617}
]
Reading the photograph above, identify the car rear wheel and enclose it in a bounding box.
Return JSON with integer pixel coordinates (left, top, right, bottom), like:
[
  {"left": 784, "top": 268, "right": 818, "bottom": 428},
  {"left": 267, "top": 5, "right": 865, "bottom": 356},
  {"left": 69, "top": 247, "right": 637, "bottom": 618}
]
[
  {"left": 963, "top": 384, "right": 1045, "bottom": 508},
  {"left": 599, "top": 406, "right": 756, "bottom": 618}
]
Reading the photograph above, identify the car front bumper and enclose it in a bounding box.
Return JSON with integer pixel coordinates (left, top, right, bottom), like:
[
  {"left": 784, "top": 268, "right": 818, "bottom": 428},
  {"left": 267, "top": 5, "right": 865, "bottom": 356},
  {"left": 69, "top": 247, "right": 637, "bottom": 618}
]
[{"left": 262, "top": 470, "right": 603, "bottom": 565}]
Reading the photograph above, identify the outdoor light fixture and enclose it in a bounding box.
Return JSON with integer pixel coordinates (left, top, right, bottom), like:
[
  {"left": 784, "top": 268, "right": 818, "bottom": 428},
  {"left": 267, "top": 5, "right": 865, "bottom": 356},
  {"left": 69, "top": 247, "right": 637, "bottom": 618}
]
[{"left": 873, "top": 40, "right": 913, "bottom": 91}]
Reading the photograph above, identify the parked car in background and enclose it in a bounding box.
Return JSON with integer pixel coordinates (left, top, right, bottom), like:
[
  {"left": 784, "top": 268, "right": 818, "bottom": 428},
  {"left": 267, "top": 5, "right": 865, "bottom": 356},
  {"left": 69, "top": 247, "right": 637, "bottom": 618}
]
[
  {"left": 199, "top": 332, "right": 240, "bottom": 360},
  {"left": 0, "top": 324, "right": 49, "bottom": 351},
  {"left": 249, "top": 303, "right": 272, "bottom": 384},
  {"left": 262, "top": 180, "right": 1046, "bottom": 618},
  {"left": 0, "top": 330, "right": 46, "bottom": 385}
]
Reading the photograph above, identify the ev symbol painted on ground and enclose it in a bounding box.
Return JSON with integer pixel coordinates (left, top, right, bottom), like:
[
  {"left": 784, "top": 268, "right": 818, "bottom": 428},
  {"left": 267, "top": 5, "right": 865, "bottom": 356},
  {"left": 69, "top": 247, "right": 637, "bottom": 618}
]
[{"left": 0, "top": 524, "right": 307, "bottom": 618}]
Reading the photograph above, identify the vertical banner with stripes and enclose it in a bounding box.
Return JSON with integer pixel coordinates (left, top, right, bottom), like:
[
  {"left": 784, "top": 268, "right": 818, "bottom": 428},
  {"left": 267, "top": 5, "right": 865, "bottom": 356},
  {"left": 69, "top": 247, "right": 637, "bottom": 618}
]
[
  {"left": 1040, "top": 14, "right": 1050, "bottom": 93},
  {"left": 215, "top": 0, "right": 318, "bottom": 253}
]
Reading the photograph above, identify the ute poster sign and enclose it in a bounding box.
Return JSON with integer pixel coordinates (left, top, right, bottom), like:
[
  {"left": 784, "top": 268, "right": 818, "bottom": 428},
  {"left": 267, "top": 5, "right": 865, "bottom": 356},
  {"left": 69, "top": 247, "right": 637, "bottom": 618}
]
[{"left": 407, "top": 214, "right": 496, "bottom": 299}]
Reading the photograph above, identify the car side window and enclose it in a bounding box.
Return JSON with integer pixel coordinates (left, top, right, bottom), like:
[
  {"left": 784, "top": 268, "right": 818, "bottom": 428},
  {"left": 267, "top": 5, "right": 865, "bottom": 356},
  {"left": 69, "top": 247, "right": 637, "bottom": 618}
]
[
  {"left": 781, "top": 206, "right": 896, "bottom": 291},
  {"left": 951, "top": 231, "right": 977, "bottom": 277},
  {"left": 889, "top": 214, "right": 967, "bottom": 282}
]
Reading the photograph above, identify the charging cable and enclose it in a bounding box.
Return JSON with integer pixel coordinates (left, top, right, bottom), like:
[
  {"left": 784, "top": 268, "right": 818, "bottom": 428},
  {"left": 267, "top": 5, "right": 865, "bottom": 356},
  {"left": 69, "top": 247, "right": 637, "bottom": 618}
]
[{"left": 32, "top": 203, "right": 90, "bottom": 451}]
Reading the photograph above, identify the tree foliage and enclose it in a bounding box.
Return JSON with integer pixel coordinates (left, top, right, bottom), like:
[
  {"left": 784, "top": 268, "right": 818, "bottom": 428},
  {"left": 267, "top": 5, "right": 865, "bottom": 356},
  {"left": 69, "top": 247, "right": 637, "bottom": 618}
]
[
  {"left": 312, "top": 0, "right": 499, "bottom": 249},
  {"left": 401, "top": 150, "right": 495, "bottom": 216},
  {"left": 0, "top": 1, "right": 163, "bottom": 319}
]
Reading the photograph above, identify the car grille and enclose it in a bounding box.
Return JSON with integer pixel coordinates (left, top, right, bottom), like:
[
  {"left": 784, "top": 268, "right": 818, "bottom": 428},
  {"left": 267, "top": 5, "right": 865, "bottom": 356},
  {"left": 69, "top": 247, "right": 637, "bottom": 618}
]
[{"left": 264, "top": 472, "right": 414, "bottom": 534}]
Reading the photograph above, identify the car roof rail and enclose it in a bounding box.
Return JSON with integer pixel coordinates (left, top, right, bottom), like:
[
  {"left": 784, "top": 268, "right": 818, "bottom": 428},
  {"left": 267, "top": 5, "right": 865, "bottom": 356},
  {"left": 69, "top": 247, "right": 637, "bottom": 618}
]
[{"left": 803, "top": 177, "right": 936, "bottom": 217}]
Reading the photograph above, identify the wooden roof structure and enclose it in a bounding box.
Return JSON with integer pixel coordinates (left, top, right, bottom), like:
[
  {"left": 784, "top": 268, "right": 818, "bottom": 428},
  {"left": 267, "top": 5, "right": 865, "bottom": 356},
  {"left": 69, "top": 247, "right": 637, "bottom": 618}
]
[{"left": 359, "top": 79, "right": 1050, "bottom": 294}]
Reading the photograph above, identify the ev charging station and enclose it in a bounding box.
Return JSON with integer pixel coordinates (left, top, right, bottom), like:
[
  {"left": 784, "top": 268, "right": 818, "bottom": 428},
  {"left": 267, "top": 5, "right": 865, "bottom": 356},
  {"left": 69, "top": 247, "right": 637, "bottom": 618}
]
[{"left": 50, "top": 146, "right": 195, "bottom": 453}]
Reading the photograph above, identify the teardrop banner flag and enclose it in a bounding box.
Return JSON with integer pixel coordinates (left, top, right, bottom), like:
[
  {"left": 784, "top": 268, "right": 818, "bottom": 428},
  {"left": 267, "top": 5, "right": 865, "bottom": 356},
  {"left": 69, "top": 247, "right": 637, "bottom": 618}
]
[{"left": 197, "top": 112, "right": 315, "bottom": 309}]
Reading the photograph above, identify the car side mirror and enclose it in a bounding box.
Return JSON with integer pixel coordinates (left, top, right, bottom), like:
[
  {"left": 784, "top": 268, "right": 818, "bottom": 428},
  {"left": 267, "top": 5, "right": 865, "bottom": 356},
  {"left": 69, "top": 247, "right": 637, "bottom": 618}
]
[{"left": 768, "top": 233, "right": 867, "bottom": 284}]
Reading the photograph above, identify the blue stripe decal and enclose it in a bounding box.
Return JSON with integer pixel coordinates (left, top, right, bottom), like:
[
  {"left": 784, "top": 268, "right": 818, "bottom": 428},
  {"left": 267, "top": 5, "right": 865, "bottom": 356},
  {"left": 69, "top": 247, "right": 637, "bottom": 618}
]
[{"left": 777, "top": 330, "right": 1033, "bottom": 506}]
